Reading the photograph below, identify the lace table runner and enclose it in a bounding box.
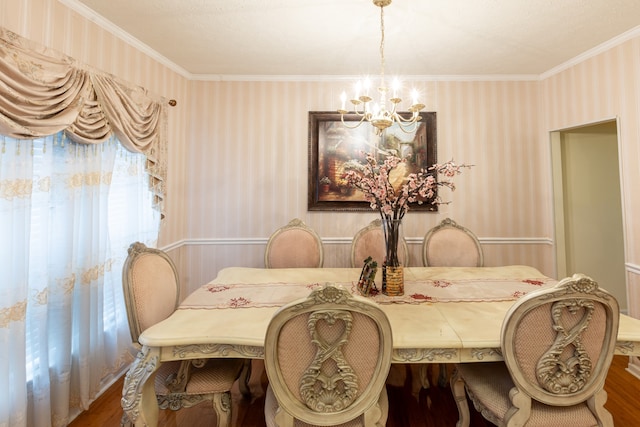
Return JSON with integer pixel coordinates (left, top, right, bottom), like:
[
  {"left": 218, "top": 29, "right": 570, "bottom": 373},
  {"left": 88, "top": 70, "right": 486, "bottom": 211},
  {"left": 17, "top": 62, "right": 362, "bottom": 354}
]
[{"left": 179, "top": 277, "right": 557, "bottom": 310}]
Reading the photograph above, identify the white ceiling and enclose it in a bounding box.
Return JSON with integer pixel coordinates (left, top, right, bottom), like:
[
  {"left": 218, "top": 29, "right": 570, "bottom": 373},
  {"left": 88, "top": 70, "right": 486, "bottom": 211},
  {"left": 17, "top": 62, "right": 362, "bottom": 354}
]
[{"left": 68, "top": 0, "right": 640, "bottom": 79}]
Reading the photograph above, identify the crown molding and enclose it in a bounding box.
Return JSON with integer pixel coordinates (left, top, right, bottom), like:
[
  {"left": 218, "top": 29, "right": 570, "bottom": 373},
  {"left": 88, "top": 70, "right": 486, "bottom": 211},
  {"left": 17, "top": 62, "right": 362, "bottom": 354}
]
[
  {"left": 59, "top": 0, "right": 192, "bottom": 79},
  {"left": 190, "top": 74, "right": 541, "bottom": 82},
  {"left": 540, "top": 25, "right": 640, "bottom": 80},
  {"left": 60, "top": 1, "right": 640, "bottom": 84}
]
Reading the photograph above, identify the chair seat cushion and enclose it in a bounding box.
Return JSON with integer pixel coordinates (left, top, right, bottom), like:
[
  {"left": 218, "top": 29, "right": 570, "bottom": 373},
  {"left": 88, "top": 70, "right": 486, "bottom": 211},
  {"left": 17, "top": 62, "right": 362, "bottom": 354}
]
[
  {"left": 457, "top": 362, "right": 600, "bottom": 427},
  {"left": 155, "top": 358, "right": 244, "bottom": 395}
]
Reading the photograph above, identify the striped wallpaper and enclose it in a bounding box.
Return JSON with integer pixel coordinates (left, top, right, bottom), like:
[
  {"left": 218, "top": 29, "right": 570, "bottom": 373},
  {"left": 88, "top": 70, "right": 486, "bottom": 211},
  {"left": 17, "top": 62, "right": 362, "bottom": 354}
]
[
  {"left": 3, "top": 0, "right": 640, "bottom": 322},
  {"left": 542, "top": 36, "right": 640, "bottom": 321},
  {"left": 183, "top": 78, "right": 554, "bottom": 284}
]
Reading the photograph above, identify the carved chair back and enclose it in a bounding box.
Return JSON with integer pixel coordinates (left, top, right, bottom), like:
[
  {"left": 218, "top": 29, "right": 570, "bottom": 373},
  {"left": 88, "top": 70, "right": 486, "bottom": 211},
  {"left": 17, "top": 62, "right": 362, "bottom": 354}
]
[
  {"left": 351, "top": 218, "right": 409, "bottom": 268},
  {"left": 422, "top": 218, "right": 483, "bottom": 267},
  {"left": 502, "top": 274, "right": 619, "bottom": 410},
  {"left": 264, "top": 284, "right": 392, "bottom": 426},
  {"left": 265, "top": 218, "right": 324, "bottom": 268},
  {"left": 451, "top": 274, "right": 619, "bottom": 427}
]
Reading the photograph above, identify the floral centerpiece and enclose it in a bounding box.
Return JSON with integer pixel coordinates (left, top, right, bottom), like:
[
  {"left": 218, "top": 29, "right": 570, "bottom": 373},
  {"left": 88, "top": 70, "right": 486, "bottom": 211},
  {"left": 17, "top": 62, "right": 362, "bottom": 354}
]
[{"left": 344, "top": 152, "right": 472, "bottom": 295}]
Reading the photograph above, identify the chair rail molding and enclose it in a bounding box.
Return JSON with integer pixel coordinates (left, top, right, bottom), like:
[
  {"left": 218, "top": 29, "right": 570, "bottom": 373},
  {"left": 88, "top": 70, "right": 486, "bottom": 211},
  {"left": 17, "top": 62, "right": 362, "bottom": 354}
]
[
  {"left": 626, "top": 263, "right": 640, "bottom": 276},
  {"left": 169, "top": 236, "right": 554, "bottom": 250}
]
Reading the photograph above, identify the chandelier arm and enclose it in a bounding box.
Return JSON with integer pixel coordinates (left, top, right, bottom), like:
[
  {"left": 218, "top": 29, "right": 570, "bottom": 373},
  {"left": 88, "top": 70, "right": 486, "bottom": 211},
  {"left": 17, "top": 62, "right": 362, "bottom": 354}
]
[
  {"left": 340, "top": 114, "right": 368, "bottom": 130},
  {"left": 396, "top": 112, "right": 421, "bottom": 123},
  {"left": 352, "top": 101, "right": 369, "bottom": 117},
  {"left": 392, "top": 119, "right": 421, "bottom": 134},
  {"left": 392, "top": 112, "right": 422, "bottom": 123},
  {"left": 387, "top": 99, "right": 398, "bottom": 116}
]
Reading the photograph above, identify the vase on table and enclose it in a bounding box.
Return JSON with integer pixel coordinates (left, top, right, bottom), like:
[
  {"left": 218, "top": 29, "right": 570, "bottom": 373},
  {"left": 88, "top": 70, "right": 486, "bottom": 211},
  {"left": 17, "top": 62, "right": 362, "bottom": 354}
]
[{"left": 381, "top": 217, "right": 404, "bottom": 296}]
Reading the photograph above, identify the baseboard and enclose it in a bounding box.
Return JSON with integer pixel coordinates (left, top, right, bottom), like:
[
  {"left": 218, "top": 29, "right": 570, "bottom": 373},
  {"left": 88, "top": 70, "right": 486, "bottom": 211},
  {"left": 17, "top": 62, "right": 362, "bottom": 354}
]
[
  {"left": 67, "top": 366, "right": 128, "bottom": 424},
  {"left": 626, "top": 358, "right": 640, "bottom": 381}
]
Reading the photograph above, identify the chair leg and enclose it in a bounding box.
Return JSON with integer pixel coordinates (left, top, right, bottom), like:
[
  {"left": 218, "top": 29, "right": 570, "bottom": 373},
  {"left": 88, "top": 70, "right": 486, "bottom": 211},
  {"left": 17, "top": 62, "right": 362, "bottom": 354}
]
[
  {"left": 120, "top": 411, "right": 132, "bottom": 427},
  {"left": 587, "top": 390, "right": 615, "bottom": 427},
  {"left": 386, "top": 364, "right": 409, "bottom": 388},
  {"left": 249, "top": 359, "right": 267, "bottom": 398},
  {"left": 212, "top": 392, "right": 233, "bottom": 427},
  {"left": 409, "top": 364, "right": 428, "bottom": 400},
  {"left": 437, "top": 363, "right": 449, "bottom": 387},
  {"left": 418, "top": 364, "right": 431, "bottom": 389},
  {"left": 238, "top": 359, "right": 252, "bottom": 399},
  {"left": 450, "top": 367, "right": 471, "bottom": 427}
]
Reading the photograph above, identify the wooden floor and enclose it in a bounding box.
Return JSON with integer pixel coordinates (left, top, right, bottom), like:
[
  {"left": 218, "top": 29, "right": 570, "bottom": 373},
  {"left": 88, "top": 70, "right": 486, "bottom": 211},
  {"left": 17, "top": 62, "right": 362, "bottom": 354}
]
[{"left": 70, "top": 356, "right": 639, "bottom": 426}]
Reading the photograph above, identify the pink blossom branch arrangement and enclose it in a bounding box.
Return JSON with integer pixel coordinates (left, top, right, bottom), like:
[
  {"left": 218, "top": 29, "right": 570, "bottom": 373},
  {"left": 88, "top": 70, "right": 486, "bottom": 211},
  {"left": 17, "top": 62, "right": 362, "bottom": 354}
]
[
  {"left": 343, "top": 152, "right": 473, "bottom": 222},
  {"left": 344, "top": 152, "right": 472, "bottom": 268}
]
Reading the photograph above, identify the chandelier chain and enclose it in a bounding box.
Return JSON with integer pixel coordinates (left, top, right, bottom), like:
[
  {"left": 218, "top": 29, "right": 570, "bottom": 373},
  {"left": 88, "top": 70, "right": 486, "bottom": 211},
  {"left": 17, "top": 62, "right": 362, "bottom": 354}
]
[{"left": 379, "top": 4, "right": 385, "bottom": 86}]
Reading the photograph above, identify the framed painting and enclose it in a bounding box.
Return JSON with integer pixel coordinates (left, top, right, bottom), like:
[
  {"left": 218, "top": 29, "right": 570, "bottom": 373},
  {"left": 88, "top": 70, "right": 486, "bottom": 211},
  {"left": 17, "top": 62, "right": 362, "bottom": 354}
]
[{"left": 307, "top": 111, "right": 437, "bottom": 211}]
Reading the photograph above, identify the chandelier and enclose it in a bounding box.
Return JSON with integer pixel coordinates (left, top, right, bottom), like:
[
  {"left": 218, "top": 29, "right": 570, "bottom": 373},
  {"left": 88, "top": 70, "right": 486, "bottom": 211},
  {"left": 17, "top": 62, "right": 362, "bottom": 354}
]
[{"left": 338, "top": 0, "right": 425, "bottom": 135}]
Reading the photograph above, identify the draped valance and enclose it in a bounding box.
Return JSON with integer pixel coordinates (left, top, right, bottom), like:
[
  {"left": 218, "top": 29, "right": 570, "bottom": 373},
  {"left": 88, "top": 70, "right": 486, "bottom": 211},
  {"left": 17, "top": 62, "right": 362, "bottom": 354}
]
[{"left": 0, "top": 27, "right": 167, "bottom": 217}]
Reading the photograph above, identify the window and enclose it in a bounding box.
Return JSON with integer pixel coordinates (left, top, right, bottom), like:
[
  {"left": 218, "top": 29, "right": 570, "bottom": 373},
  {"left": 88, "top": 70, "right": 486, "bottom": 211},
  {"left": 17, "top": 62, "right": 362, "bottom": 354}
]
[{"left": 1, "top": 132, "right": 160, "bottom": 424}]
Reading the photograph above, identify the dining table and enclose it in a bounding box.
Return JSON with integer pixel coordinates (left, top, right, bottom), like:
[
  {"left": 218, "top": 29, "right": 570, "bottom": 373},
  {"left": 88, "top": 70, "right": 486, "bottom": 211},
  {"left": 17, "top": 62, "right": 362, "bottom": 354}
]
[{"left": 121, "top": 265, "right": 640, "bottom": 426}]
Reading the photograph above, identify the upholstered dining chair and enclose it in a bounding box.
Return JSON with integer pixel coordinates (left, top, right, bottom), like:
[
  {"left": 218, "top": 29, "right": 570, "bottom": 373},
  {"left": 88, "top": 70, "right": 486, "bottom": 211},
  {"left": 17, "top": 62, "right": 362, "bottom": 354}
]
[
  {"left": 350, "top": 218, "right": 409, "bottom": 268},
  {"left": 265, "top": 218, "right": 324, "bottom": 268},
  {"left": 121, "top": 242, "right": 246, "bottom": 427},
  {"left": 263, "top": 284, "right": 393, "bottom": 427},
  {"left": 451, "top": 274, "right": 619, "bottom": 427},
  {"left": 417, "top": 218, "right": 484, "bottom": 391},
  {"left": 422, "top": 217, "right": 483, "bottom": 267}
]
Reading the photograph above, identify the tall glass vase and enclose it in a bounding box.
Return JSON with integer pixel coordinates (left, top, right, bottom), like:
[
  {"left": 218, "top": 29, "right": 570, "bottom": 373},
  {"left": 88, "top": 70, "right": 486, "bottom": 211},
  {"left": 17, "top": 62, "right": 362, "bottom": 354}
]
[{"left": 381, "top": 217, "right": 404, "bottom": 296}]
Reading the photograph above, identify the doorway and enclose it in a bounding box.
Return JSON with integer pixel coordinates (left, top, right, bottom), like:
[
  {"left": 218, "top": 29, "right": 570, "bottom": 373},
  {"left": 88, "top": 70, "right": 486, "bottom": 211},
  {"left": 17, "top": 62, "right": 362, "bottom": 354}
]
[{"left": 550, "top": 120, "right": 627, "bottom": 310}]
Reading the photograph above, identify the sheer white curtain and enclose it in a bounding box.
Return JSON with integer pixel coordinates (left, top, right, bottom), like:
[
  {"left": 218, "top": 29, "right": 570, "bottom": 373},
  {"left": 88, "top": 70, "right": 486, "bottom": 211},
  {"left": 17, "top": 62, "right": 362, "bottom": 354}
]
[{"left": 0, "top": 132, "right": 160, "bottom": 427}]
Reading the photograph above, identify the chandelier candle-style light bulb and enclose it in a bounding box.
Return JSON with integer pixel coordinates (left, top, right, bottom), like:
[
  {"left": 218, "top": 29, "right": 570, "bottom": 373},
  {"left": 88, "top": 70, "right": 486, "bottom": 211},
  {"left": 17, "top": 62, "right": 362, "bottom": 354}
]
[{"left": 337, "top": 0, "right": 425, "bottom": 135}]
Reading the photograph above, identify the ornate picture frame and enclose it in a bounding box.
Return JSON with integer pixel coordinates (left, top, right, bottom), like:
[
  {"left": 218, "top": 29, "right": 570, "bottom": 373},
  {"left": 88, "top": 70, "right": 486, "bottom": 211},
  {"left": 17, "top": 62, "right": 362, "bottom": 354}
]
[{"left": 307, "top": 111, "right": 437, "bottom": 211}]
